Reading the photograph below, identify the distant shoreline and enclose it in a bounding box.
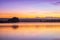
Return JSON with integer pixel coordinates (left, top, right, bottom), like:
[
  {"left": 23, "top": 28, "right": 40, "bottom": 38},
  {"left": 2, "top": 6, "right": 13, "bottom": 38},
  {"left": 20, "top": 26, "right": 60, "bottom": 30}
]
[
  {"left": 0, "top": 21, "right": 60, "bottom": 23},
  {"left": 0, "top": 18, "right": 60, "bottom": 23}
]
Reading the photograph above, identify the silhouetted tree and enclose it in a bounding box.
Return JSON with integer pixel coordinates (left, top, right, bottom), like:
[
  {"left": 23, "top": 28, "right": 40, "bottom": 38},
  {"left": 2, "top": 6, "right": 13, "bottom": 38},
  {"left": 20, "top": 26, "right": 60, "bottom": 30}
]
[{"left": 8, "top": 17, "right": 20, "bottom": 23}]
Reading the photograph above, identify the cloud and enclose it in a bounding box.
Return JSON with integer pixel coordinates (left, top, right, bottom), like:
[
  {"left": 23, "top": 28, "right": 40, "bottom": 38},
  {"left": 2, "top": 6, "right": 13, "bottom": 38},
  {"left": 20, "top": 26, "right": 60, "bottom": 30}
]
[
  {"left": 55, "top": 1, "right": 60, "bottom": 5},
  {"left": 53, "top": 1, "right": 60, "bottom": 5},
  {"left": 50, "top": 0, "right": 60, "bottom": 6}
]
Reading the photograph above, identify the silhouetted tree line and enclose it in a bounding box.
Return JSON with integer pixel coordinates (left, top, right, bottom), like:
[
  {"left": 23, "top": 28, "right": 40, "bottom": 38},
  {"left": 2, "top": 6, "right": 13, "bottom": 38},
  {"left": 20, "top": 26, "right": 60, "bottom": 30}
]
[
  {"left": 0, "top": 17, "right": 20, "bottom": 23},
  {"left": 0, "top": 17, "right": 60, "bottom": 23},
  {"left": 8, "top": 17, "right": 20, "bottom": 23},
  {"left": 20, "top": 19, "right": 60, "bottom": 22}
]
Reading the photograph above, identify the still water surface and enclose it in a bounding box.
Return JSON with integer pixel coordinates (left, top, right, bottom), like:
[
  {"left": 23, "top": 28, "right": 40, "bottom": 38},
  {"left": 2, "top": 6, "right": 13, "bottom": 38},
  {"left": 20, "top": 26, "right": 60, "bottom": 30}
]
[{"left": 0, "top": 22, "right": 60, "bottom": 40}]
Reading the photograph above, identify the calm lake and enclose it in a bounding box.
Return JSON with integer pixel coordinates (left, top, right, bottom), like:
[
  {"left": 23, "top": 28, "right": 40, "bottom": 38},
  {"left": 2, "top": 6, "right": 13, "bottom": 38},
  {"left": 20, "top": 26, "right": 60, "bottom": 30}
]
[{"left": 0, "top": 22, "right": 60, "bottom": 40}]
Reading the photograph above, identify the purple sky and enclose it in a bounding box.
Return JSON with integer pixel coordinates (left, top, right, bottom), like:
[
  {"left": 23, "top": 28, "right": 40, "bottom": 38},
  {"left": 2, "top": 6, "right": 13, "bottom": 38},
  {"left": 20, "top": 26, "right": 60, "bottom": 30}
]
[{"left": 0, "top": 0, "right": 60, "bottom": 18}]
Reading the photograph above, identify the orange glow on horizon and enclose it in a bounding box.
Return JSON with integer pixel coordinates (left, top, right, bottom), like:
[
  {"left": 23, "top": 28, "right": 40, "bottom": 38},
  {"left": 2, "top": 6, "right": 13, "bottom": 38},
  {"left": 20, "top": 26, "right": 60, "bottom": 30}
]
[{"left": 0, "top": 12, "right": 60, "bottom": 18}]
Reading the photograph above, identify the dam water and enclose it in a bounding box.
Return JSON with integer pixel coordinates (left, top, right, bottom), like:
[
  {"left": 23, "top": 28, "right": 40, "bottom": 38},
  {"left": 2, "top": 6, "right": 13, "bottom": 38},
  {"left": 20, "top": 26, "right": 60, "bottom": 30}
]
[{"left": 0, "top": 22, "right": 60, "bottom": 40}]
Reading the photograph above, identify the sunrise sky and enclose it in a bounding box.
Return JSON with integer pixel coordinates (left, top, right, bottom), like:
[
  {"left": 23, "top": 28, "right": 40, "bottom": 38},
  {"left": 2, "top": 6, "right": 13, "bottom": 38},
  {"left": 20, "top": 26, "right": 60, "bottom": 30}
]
[{"left": 0, "top": 0, "right": 60, "bottom": 18}]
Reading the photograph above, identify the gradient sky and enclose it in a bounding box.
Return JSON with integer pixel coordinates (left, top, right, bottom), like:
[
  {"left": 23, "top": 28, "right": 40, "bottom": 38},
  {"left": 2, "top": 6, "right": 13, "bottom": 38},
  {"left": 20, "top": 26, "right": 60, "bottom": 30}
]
[{"left": 0, "top": 0, "right": 60, "bottom": 18}]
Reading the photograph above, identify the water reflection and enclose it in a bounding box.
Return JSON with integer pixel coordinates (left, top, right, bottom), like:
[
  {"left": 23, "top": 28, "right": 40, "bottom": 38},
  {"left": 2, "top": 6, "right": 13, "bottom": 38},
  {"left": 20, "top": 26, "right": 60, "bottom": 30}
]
[
  {"left": 12, "top": 25, "right": 19, "bottom": 29},
  {"left": 0, "top": 24, "right": 60, "bottom": 29},
  {"left": 0, "top": 23, "right": 60, "bottom": 40},
  {"left": 0, "top": 25, "right": 19, "bottom": 29}
]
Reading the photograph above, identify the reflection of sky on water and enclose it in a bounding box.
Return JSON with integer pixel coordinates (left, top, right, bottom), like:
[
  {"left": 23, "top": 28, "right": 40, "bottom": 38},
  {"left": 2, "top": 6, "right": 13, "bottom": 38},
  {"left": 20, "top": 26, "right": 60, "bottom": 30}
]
[{"left": 0, "top": 23, "right": 60, "bottom": 40}]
